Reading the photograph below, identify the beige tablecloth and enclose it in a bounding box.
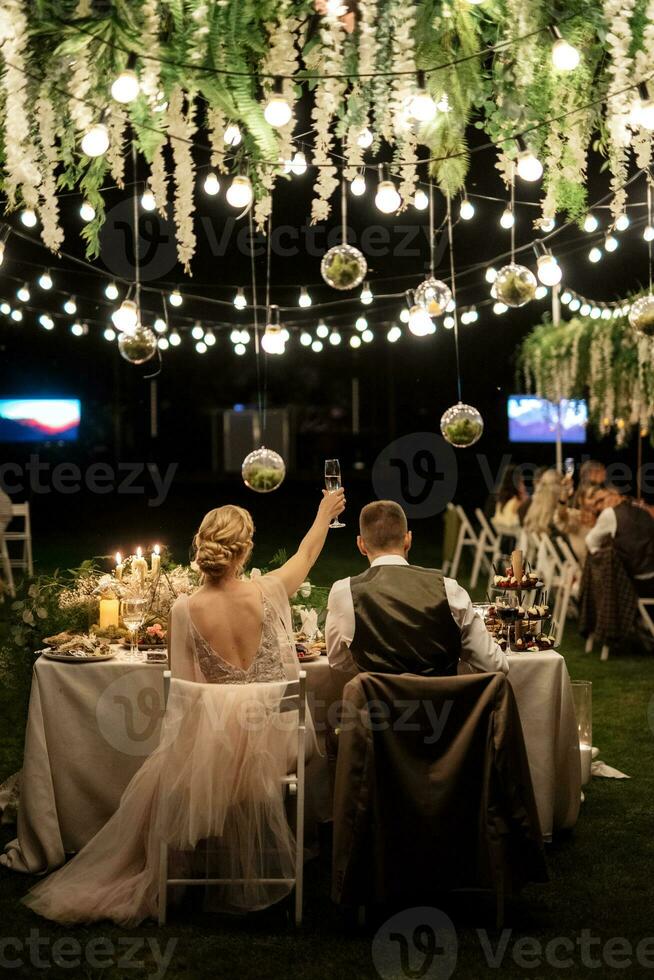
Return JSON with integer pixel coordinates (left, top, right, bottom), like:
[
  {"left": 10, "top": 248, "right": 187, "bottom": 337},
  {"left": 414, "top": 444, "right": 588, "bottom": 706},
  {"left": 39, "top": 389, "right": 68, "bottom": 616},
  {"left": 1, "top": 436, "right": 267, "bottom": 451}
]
[{"left": 2, "top": 651, "right": 579, "bottom": 873}]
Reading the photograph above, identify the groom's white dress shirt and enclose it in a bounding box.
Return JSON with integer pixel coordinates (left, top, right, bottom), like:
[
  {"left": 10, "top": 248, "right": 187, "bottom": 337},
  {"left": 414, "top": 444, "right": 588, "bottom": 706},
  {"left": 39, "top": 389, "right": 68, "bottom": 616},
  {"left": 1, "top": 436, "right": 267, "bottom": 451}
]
[{"left": 325, "top": 555, "right": 509, "bottom": 676}]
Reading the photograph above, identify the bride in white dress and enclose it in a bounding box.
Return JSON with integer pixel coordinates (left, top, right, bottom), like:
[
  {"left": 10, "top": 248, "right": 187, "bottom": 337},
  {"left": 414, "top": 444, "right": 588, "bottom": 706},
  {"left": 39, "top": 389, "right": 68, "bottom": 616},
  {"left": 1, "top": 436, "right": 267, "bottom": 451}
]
[{"left": 22, "top": 488, "right": 346, "bottom": 926}]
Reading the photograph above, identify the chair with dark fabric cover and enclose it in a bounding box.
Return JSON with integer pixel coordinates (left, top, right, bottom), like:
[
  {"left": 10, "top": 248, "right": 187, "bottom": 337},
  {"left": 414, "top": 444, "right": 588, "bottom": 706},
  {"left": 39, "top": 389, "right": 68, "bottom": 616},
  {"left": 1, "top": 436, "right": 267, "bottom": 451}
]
[{"left": 332, "top": 671, "right": 547, "bottom": 925}]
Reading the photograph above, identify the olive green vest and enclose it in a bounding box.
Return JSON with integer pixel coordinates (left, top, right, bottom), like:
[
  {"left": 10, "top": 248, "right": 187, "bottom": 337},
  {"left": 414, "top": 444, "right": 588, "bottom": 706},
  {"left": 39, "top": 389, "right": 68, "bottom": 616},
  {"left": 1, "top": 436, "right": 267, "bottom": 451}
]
[{"left": 349, "top": 564, "right": 461, "bottom": 676}]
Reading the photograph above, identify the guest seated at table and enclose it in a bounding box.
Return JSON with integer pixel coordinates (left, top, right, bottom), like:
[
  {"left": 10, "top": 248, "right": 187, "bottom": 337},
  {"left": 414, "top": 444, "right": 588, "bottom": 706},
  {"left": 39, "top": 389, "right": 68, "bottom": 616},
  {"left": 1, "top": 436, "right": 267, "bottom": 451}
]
[
  {"left": 492, "top": 464, "right": 527, "bottom": 530},
  {"left": 170, "top": 490, "right": 345, "bottom": 683},
  {"left": 523, "top": 468, "right": 562, "bottom": 536},
  {"left": 586, "top": 485, "right": 654, "bottom": 596},
  {"left": 326, "top": 500, "right": 508, "bottom": 677}
]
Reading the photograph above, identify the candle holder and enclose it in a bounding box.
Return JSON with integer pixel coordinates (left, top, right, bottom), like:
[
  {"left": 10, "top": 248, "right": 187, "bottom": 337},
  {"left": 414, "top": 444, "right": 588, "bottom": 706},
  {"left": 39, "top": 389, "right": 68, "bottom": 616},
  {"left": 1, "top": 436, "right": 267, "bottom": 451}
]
[{"left": 571, "top": 680, "right": 593, "bottom": 785}]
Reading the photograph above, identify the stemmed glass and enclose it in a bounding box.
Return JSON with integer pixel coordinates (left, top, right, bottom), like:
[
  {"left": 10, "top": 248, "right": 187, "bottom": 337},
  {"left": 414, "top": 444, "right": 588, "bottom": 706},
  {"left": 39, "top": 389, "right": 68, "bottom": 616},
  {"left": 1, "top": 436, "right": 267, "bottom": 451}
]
[
  {"left": 121, "top": 597, "right": 149, "bottom": 661},
  {"left": 324, "top": 458, "right": 345, "bottom": 528}
]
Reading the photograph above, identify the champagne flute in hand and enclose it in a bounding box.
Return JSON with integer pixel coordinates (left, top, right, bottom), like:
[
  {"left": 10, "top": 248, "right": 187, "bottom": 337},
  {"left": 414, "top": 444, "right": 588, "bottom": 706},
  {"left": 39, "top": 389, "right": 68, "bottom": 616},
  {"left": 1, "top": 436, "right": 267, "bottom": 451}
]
[{"left": 325, "top": 458, "right": 346, "bottom": 528}]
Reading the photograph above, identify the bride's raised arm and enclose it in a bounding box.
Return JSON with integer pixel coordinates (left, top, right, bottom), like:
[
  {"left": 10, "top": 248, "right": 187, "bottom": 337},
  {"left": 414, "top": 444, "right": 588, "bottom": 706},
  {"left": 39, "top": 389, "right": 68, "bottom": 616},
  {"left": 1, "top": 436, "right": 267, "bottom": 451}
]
[{"left": 267, "top": 489, "right": 345, "bottom": 597}]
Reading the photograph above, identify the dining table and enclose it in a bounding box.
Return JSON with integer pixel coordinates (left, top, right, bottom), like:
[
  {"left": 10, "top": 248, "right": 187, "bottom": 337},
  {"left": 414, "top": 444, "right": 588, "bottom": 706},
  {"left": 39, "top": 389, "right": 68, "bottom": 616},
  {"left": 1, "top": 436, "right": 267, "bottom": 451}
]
[{"left": 1, "top": 648, "right": 580, "bottom": 874}]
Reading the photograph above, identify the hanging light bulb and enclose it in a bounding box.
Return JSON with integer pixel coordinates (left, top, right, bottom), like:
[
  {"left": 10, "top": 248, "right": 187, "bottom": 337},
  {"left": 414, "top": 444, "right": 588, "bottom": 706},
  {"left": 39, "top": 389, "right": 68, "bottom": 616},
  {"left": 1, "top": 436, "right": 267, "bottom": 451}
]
[
  {"left": 169, "top": 330, "right": 182, "bottom": 347},
  {"left": 196, "top": 341, "right": 207, "bottom": 354},
  {"left": 375, "top": 175, "right": 401, "bottom": 214},
  {"left": 290, "top": 151, "right": 307, "bottom": 176},
  {"left": 357, "top": 127, "right": 373, "bottom": 149},
  {"left": 536, "top": 250, "right": 562, "bottom": 286},
  {"left": 230, "top": 329, "right": 241, "bottom": 344},
  {"left": 550, "top": 25, "right": 581, "bottom": 70},
  {"left": 39, "top": 314, "right": 55, "bottom": 330},
  {"left": 158, "top": 336, "right": 169, "bottom": 351},
  {"left": 500, "top": 206, "right": 514, "bottom": 229},
  {"left": 588, "top": 247, "right": 602, "bottom": 263},
  {"left": 20, "top": 208, "right": 37, "bottom": 228},
  {"left": 644, "top": 225, "right": 654, "bottom": 242},
  {"left": 226, "top": 175, "right": 253, "bottom": 209},
  {"left": 604, "top": 235, "right": 618, "bottom": 252},
  {"left": 614, "top": 213, "right": 630, "bottom": 231},
  {"left": 460, "top": 197, "right": 475, "bottom": 220},
  {"left": 580, "top": 303, "right": 591, "bottom": 316},
  {"left": 516, "top": 141, "right": 543, "bottom": 182},
  {"left": 300, "top": 331, "right": 312, "bottom": 347},
  {"left": 311, "top": 340, "right": 323, "bottom": 352},
  {"left": 350, "top": 335, "right": 362, "bottom": 348},
  {"left": 169, "top": 289, "right": 183, "bottom": 307},
  {"left": 264, "top": 78, "right": 293, "bottom": 128},
  {"left": 38, "top": 269, "right": 53, "bottom": 290},
  {"left": 362, "top": 329, "right": 374, "bottom": 343},
  {"left": 329, "top": 331, "right": 342, "bottom": 346},
  {"left": 569, "top": 298, "right": 581, "bottom": 312},
  {"left": 111, "top": 65, "right": 140, "bottom": 103},
  {"left": 485, "top": 267, "right": 498, "bottom": 284},
  {"left": 560, "top": 290, "right": 572, "bottom": 304},
  {"left": 233, "top": 288, "right": 247, "bottom": 310},
  {"left": 63, "top": 296, "right": 77, "bottom": 315},
  {"left": 534, "top": 285, "right": 548, "bottom": 300},
  {"left": 414, "top": 189, "right": 429, "bottom": 210},
  {"left": 154, "top": 317, "right": 167, "bottom": 334},
  {"left": 203, "top": 171, "right": 220, "bottom": 196},
  {"left": 234, "top": 343, "right": 246, "bottom": 356},
  {"left": 224, "top": 123, "right": 242, "bottom": 147},
  {"left": 81, "top": 122, "right": 110, "bottom": 157},
  {"left": 191, "top": 323, "right": 204, "bottom": 341},
  {"left": 583, "top": 213, "right": 598, "bottom": 233},
  {"left": 360, "top": 282, "right": 373, "bottom": 305},
  {"left": 80, "top": 200, "right": 96, "bottom": 222},
  {"left": 298, "top": 287, "right": 312, "bottom": 308},
  {"left": 351, "top": 174, "right": 366, "bottom": 196},
  {"left": 70, "top": 322, "right": 86, "bottom": 337},
  {"left": 408, "top": 71, "right": 437, "bottom": 122},
  {"left": 408, "top": 303, "right": 434, "bottom": 336},
  {"left": 387, "top": 325, "right": 402, "bottom": 343},
  {"left": 355, "top": 316, "right": 368, "bottom": 332},
  {"left": 112, "top": 299, "right": 139, "bottom": 333},
  {"left": 204, "top": 330, "right": 216, "bottom": 347},
  {"left": 443, "top": 316, "right": 454, "bottom": 329},
  {"left": 104, "top": 327, "right": 116, "bottom": 341},
  {"left": 540, "top": 217, "right": 556, "bottom": 232},
  {"left": 10, "top": 309, "right": 23, "bottom": 322},
  {"left": 141, "top": 186, "right": 156, "bottom": 211},
  {"left": 17, "top": 284, "right": 30, "bottom": 303},
  {"left": 493, "top": 302, "right": 508, "bottom": 315},
  {"left": 105, "top": 281, "right": 119, "bottom": 301},
  {"left": 316, "top": 320, "right": 329, "bottom": 339},
  {"left": 0, "top": 303, "right": 9, "bottom": 315}
]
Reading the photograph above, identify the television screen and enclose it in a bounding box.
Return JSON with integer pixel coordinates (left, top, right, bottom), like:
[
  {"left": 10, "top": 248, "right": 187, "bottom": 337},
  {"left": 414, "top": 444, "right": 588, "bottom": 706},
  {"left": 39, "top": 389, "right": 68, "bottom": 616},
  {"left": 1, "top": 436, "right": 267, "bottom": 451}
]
[
  {"left": 0, "top": 398, "right": 81, "bottom": 442},
  {"left": 508, "top": 395, "right": 587, "bottom": 444}
]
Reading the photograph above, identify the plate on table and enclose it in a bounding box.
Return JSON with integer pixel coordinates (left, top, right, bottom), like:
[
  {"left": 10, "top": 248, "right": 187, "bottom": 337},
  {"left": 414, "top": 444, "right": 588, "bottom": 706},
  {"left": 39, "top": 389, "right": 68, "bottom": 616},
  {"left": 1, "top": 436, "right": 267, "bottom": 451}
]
[{"left": 40, "top": 648, "right": 116, "bottom": 663}]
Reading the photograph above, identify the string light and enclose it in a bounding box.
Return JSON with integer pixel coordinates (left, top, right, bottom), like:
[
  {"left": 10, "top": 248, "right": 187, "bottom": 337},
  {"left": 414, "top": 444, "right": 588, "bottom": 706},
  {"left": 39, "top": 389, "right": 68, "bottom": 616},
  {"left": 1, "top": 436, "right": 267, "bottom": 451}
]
[
  {"left": 63, "top": 296, "right": 77, "bottom": 315},
  {"left": 408, "top": 303, "right": 434, "bottom": 336},
  {"left": 311, "top": 339, "right": 323, "bottom": 352},
  {"left": 20, "top": 209, "right": 37, "bottom": 228},
  {"left": 169, "top": 288, "right": 183, "bottom": 307},
  {"left": 226, "top": 175, "right": 253, "bottom": 209},
  {"left": 112, "top": 299, "right": 138, "bottom": 332},
  {"left": 105, "top": 282, "right": 119, "bottom": 300},
  {"left": 351, "top": 174, "right": 366, "bottom": 196},
  {"left": 203, "top": 171, "right": 220, "bottom": 195},
  {"left": 460, "top": 197, "right": 475, "bottom": 220},
  {"left": 234, "top": 288, "right": 247, "bottom": 310},
  {"left": 536, "top": 250, "right": 562, "bottom": 286},
  {"left": 516, "top": 144, "right": 543, "bottom": 182},
  {"left": 224, "top": 123, "right": 242, "bottom": 147},
  {"left": 299, "top": 287, "right": 312, "bottom": 308},
  {"left": 71, "top": 322, "right": 86, "bottom": 337},
  {"left": 590, "top": 306, "right": 601, "bottom": 319},
  {"left": 399, "top": 308, "right": 410, "bottom": 324},
  {"left": 360, "top": 281, "right": 373, "bottom": 305},
  {"left": 540, "top": 217, "right": 556, "bottom": 232},
  {"left": 141, "top": 186, "right": 156, "bottom": 211},
  {"left": 414, "top": 189, "right": 429, "bottom": 210},
  {"left": 534, "top": 285, "right": 548, "bottom": 300},
  {"left": 569, "top": 298, "right": 581, "bottom": 311},
  {"left": 604, "top": 235, "right": 618, "bottom": 252},
  {"left": 39, "top": 314, "right": 54, "bottom": 330},
  {"left": 204, "top": 330, "right": 216, "bottom": 347},
  {"left": 154, "top": 318, "right": 167, "bottom": 334},
  {"left": 644, "top": 224, "right": 654, "bottom": 242},
  {"left": 375, "top": 171, "right": 401, "bottom": 214},
  {"left": 493, "top": 302, "right": 508, "bottom": 315},
  {"left": 329, "top": 331, "right": 342, "bottom": 345},
  {"left": 158, "top": 336, "right": 169, "bottom": 350},
  {"left": 264, "top": 79, "right": 293, "bottom": 128},
  {"left": 614, "top": 213, "right": 630, "bottom": 231},
  {"left": 550, "top": 25, "right": 581, "bottom": 70},
  {"left": 350, "top": 335, "right": 362, "bottom": 348},
  {"left": 111, "top": 66, "right": 140, "bottom": 104},
  {"left": 195, "top": 340, "right": 207, "bottom": 354},
  {"left": 500, "top": 206, "right": 514, "bottom": 229},
  {"left": 80, "top": 201, "right": 95, "bottom": 222},
  {"left": 443, "top": 315, "right": 454, "bottom": 329},
  {"left": 588, "top": 246, "right": 602, "bottom": 263},
  {"left": 300, "top": 331, "right": 312, "bottom": 346},
  {"left": 230, "top": 329, "right": 241, "bottom": 344},
  {"left": 169, "top": 330, "right": 182, "bottom": 347},
  {"left": 38, "top": 269, "right": 53, "bottom": 290},
  {"left": 408, "top": 71, "right": 437, "bottom": 122},
  {"left": 357, "top": 127, "right": 373, "bottom": 149},
  {"left": 191, "top": 323, "right": 204, "bottom": 340},
  {"left": 485, "top": 267, "right": 498, "bottom": 283},
  {"left": 362, "top": 329, "right": 374, "bottom": 343},
  {"left": 81, "top": 122, "right": 109, "bottom": 157},
  {"left": 387, "top": 325, "right": 402, "bottom": 342},
  {"left": 316, "top": 320, "right": 329, "bottom": 339},
  {"left": 17, "top": 284, "right": 30, "bottom": 302},
  {"left": 10, "top": 309, "right": 23, "bottom": 322},
  {"left": 560, "top": 290, "right": 572, "bottom": 304},
  {"left": 355, "top": 316, "right": 368, "bottom": 332},
  {"left": 0, "top": 303, "right": 9, "bottom": 315},
  {"left": 290, "top": 152, "right": 307, "bottom": 176},
  {"left": 234, "top": 342, "right": 246, "bottom": 355},
  {"left": 580, "top": 303, "right": 591, "bottom": 316},
  {"left": 583, "top": 213, "right": 598, "bottom": 232},
  {"left": 104, "top": 327, "right": 116, "bottom": 341}
]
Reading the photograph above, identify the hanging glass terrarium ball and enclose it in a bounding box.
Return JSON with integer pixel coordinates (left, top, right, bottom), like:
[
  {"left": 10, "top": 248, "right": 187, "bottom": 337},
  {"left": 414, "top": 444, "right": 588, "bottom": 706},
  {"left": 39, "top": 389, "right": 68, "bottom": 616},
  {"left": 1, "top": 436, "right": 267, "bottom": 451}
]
[
  {"left": 321, "top": 243, "right": 367, "bottom": 291},
  {"left": 628, "top": 294, "right": 654, "bottom": 336},
  {"left": 414, "top": 277, "right": 452, "bottom": 317},
  {"left": 242, "top": 446, "right": 286, "bottom": 493},
  {"left": 118, "top": 324, "right": 157, "bottom": 364},
  {"left": 440, "top": 402, "right": 484, "bottom": 448},
  {"left": 492, "top": 263, "right": 537, "bottom": 308}
]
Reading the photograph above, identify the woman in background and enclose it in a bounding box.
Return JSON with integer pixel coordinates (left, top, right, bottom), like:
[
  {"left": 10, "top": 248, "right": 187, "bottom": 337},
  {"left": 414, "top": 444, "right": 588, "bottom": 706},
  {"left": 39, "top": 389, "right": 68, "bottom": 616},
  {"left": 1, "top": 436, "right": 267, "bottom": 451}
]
[
  {"left": 524, "top": 469, "right": 562, "bottom": 536},
  {"left": 493, "top": 464, "right": 528, "bottom": 530}
]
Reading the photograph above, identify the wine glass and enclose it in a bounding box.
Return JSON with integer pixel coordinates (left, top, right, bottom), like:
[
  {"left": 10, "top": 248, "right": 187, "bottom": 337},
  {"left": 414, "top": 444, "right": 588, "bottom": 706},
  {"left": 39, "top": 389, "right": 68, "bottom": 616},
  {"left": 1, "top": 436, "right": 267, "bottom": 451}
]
[
  {"left": 121, "top": 597, "right": 149, "bottom": 661},
  {"left": 324, "top": 458, "right": 345, "bottom": 528}
]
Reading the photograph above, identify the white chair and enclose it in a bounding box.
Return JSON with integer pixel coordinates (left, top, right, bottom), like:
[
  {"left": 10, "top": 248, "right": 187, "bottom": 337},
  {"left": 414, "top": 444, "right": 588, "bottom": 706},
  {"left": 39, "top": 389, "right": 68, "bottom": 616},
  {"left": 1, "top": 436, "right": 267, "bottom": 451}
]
[
  {"left": 448, "top": 504, "right": 485, "bottom": 582},
  {"left": 1, "top": 535, "right": 14, "bottom": 597},
  {"left": 4, "top": 503, "right": 33, "bottom": 578},
  {"left": 550, "top": 537, "right": 580, "bottom": 646},
  {"left": 157, "top": 669, "right": 307, "bottom": 927},
  {"left": 472, "top": 508, "right": 504, "bottom": 590}
]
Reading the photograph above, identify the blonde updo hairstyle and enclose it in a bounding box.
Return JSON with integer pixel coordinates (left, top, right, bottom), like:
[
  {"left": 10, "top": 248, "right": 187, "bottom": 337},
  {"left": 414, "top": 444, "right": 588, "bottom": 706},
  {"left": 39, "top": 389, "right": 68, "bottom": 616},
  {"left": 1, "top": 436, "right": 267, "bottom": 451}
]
[{"left": 193, "top": 505, "right": 254, "bottom": 582}]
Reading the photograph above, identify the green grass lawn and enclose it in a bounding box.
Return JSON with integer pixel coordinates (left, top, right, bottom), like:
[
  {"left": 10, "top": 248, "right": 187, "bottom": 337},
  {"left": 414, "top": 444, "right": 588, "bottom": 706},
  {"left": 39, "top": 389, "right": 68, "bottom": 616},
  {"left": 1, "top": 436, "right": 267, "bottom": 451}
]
[{"left": 1, "top": 543, "right": 654, "bottom": 979}]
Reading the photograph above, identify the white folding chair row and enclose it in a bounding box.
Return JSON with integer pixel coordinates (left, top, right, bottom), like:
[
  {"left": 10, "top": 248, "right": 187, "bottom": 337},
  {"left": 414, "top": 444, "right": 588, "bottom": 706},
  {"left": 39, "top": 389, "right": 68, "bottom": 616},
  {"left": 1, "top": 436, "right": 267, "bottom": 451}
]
[
  {"left": 1, "top": 537, "right": 14, "bottom": 597},
  {"left": 447, "top": 504, "right": 486, "bottom": 582},
  {"left": 4, "top": 503, "right": 33, "bottom": 579},
  {"left": 158, "top": 669, "right": 307, "bottom": 927}
]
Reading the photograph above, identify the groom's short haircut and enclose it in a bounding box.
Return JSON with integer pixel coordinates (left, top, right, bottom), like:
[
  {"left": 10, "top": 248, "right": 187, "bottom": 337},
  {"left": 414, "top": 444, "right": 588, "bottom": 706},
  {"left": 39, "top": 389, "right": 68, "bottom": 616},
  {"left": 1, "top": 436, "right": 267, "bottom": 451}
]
[{"left": 359, "top": 500, "right": 408, "bottom": 552}]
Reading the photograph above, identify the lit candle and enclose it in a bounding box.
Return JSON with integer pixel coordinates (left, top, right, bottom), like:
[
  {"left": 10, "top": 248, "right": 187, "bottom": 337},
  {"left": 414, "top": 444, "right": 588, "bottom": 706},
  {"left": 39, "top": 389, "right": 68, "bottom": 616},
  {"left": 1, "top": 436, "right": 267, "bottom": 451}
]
[
  {"left": 579, "top": 742, "right": 592, "bottom": 785},
  {"left": 133, "top": 546, "right": 147, "bottom": 589},
  {"left": 115, "top": 551, "right": 124, "bottom": 581},
  {"left": 151, "top": 544, "right": 161, "bottom": 577},
  {"left": 99, "top": 596, "right": 120, "bottom": 629}
]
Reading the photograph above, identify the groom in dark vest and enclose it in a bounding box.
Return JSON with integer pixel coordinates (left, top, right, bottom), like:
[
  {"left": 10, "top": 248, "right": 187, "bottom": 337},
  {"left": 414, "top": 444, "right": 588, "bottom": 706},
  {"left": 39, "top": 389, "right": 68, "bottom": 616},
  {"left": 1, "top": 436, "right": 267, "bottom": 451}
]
[{"left": 326, "top": 500, "right": 508, "bottom": 677}]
